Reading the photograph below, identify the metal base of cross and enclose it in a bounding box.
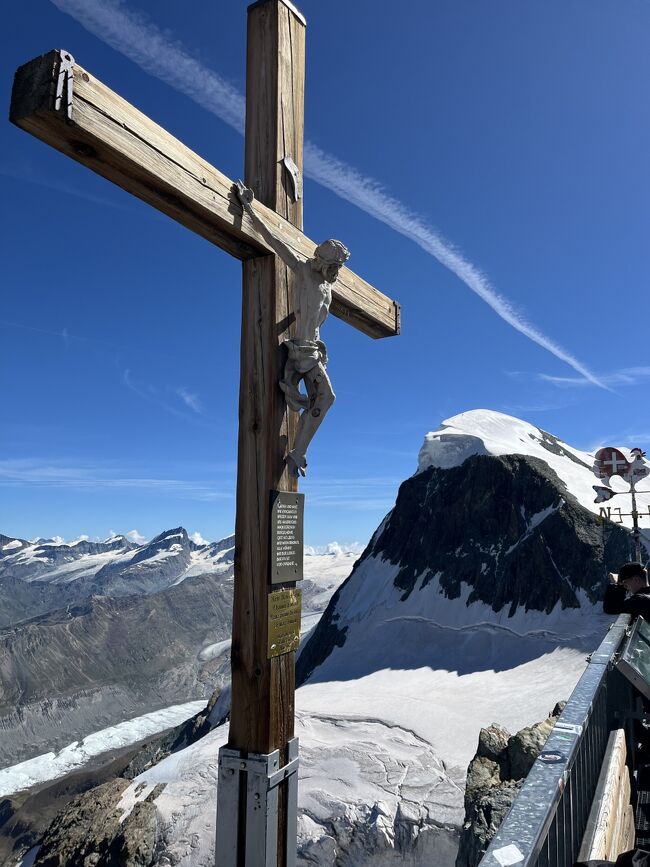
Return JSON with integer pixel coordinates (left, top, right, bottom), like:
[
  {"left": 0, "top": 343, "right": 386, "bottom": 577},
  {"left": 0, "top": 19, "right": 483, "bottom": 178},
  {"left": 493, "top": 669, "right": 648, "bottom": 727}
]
[{"left": 215, "top": 738, "right": 299, "bottom": 867}]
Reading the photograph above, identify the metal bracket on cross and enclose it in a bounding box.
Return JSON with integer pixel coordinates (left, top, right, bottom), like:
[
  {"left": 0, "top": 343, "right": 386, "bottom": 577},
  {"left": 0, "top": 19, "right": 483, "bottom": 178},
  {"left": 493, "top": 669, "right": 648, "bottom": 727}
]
[
  {"left": 54, "top": 49, "right": 74, "bottom": 121},
  {"left": 216, "top": 738, "right": 299, "bottom": 867},
  {"left": 281, "top": 156, "right": 302, "bottom": 201}
]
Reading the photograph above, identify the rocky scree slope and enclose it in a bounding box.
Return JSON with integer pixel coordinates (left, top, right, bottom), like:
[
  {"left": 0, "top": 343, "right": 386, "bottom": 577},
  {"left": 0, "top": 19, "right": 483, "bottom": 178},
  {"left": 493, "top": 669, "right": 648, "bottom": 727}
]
[{"left": 0, "top": 571, "right": 233, "bottom": 767}]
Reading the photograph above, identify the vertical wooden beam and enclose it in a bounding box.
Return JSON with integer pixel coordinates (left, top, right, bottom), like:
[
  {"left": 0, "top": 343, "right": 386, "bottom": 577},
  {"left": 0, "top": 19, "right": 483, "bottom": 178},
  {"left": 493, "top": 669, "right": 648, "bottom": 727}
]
[{"left": 228, "top": 0, "right": 305, "bottom": 862}]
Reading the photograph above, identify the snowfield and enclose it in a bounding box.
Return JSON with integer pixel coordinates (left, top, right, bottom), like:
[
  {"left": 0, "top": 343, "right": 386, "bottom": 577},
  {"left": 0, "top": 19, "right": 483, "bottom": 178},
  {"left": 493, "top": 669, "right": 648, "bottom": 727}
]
[
  {"left": 106, "top": 410, "right": 632, "bottom": 865},
  {"left": 5, "top": 410, "right": 640, "bottom": 865}
]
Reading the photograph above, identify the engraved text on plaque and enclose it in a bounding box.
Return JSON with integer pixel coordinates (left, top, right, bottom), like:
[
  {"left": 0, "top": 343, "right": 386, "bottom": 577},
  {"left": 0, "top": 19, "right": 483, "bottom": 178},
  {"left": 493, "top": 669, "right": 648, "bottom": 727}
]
[
  {"left": 271, "top": 491, "right": 304, "bottom": 584},
  {"left": 268, "top": 587, "right": 302, "bottom": 658}
]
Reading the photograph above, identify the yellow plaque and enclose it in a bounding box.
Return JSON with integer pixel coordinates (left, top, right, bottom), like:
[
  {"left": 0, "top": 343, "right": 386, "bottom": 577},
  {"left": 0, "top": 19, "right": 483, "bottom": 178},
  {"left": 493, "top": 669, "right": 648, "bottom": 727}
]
[{"left": 268, "top": 588, "right": 302, "bottom": 659}]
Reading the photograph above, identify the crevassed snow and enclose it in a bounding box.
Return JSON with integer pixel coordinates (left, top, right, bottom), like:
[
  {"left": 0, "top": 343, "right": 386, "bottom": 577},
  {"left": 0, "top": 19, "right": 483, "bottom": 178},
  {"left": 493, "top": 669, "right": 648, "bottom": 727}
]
[
  {"left": 0, "top": 700, "right": 206, "bottom": 798},
  {"left": 117, "top": 709, "right": 462, "bottom": 867},
  {"left": 417, "top": 409, "right": 650, "bottom": 527},
  {"left": 113, "top": 645, "right": 586, "bottom": 866}
]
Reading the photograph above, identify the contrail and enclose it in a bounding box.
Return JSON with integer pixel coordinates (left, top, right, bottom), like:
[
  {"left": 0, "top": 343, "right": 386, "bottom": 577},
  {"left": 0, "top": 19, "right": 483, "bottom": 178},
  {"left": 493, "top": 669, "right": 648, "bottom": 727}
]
[{"left": 49, "top": 0, "right": 605, "bottom": 388}]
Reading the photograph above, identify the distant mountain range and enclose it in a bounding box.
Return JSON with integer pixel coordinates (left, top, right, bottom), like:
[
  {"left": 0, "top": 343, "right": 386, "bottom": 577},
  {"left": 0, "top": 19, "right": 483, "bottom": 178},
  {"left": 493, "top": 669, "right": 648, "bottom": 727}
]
[
  {"left": 0, "top": 527, "right": 234, "bottom": 627},
  {"left": 0, "top": 529, "right": 357, "bottom": 766}
]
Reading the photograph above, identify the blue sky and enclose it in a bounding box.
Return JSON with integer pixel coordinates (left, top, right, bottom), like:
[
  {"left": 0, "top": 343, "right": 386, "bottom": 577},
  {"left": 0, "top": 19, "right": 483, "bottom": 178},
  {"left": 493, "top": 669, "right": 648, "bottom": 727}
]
[{"left": 2, "top": 0, "right": 650, "bottom": 546}]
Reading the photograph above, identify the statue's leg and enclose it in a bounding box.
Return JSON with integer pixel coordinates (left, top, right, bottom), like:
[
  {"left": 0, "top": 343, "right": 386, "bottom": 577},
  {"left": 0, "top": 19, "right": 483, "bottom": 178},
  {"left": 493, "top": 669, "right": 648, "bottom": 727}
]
[
  {"left": 286, "top": 364, "right": 335, "bottom": 477},
  {"left": 280, "top": 353, "right": 309, "bottom": 411},
  {"left": 280, "top": 341, "right": 309, "bottom": 412}
]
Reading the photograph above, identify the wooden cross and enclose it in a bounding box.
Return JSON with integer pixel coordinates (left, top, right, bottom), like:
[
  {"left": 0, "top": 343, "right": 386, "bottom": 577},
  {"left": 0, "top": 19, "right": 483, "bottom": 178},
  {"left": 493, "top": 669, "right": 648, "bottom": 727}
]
[{"left": 10, "top": 2, "right": 400, "bottom": 864}]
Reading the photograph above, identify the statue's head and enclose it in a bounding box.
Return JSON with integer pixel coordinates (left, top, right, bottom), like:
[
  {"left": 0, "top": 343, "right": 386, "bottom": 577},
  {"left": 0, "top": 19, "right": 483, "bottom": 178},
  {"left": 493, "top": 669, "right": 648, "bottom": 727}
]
[{"left": 313, "top": 239, "right": 350, "bottom": 283}]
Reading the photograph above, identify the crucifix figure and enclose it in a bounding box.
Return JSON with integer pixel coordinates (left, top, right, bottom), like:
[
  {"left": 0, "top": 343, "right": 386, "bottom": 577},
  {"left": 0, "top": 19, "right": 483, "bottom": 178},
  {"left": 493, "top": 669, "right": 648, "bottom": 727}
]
[
  {"left": 10, "top": 3, "right": 400, "bottom": 864},
  {"left": 235, "top": 179, "right": 348, "bottom": 476}
]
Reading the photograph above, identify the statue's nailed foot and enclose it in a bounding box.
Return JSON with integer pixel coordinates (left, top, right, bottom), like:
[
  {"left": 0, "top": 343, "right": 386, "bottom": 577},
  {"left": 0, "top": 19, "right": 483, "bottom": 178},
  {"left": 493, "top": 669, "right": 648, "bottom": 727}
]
[
  {"left": 280, "top": 380, "right": 309, "bottom": 412},
  {"left": 286, "top": 450, "right": 307, "bottom": 478}
]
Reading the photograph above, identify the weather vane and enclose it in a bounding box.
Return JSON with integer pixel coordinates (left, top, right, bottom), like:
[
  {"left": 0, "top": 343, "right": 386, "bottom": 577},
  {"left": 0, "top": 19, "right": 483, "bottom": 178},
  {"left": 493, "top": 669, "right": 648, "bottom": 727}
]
[{"left": 593, "top": 446, "right": 650, "bottom": 561}]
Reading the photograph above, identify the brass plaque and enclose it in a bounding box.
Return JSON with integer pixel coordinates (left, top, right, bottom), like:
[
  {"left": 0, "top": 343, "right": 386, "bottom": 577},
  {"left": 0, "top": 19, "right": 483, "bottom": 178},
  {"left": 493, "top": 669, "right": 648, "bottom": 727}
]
[
  {"left": 271, "top": 491, "right": 304, "bottom": 584},
  {"left": 268, "top": 588, "right": 302, "bottom": 658}
]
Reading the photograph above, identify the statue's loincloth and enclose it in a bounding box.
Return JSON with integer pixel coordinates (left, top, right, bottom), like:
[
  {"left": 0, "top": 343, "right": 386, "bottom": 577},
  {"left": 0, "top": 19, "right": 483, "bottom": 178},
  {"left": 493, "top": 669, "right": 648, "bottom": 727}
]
[{"left": 282, "top": 338, "right": 328, "bottom": 373}]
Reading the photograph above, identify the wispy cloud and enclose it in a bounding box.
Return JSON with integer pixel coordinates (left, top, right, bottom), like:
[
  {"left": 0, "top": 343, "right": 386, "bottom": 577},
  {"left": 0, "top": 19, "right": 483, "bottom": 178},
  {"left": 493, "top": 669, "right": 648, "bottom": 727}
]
[
  {"left": 49, "top": 0, "right": 604, "bottom": 388},
  {"left": 176, "top": 386, "right": 203, "bottom": 414},
  {"left": 190, "top": 530, "right": 208, "bottom": 545},
  {"left": 0, "top": 318, "right": 97, "bottom": 346},
  {"left": 0, "top": 160, "right": 134, "bottom": 212},
  {"left": 540, "top": 367, "right": 650, "bottom": 389},
  {"left": 124, "top": 369, "right": 215, "bottom": 426},
  {"left": 0, "top": 458, "right": 230, "bottom": 501},
  {"left": 306, "top": 475, "right": 401, "bottom": 511},
  {"left": 584, "top": 431, "right": 650, "bottom": 452},
  {"left": 501, "top": 401, "right": 569, "bottom": 414},
  {"left": 126, "top": 528, "right": 147, "bottom": 543}
]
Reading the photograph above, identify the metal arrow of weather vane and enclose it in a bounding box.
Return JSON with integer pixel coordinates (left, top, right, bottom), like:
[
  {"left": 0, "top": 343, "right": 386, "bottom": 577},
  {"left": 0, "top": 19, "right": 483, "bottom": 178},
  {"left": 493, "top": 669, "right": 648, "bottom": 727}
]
[{"left": 593, "top": 446, "right": 650, "bottom": 561}]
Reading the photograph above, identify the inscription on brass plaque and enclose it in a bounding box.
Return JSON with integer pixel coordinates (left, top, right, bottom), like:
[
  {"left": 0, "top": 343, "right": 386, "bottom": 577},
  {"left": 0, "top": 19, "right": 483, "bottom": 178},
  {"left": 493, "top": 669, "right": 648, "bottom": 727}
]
[
  {"left": 268, "top": 587, "right": 302, "bottom": 658},
  {"left": 271, "top": 491, "right": 304, "bottom": 584}
]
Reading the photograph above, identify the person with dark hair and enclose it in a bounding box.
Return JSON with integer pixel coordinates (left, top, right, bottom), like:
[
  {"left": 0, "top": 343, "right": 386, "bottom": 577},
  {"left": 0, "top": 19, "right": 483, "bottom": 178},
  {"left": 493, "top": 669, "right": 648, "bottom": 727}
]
[{"left": 603, "top": 562, "right": 650, "bottom": 620}]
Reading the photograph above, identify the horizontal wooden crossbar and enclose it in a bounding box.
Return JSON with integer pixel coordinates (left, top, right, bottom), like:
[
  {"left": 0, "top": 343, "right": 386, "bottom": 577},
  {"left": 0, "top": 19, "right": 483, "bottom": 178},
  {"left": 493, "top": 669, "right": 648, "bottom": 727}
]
[{"left": 10, "top": 49, "right": 400, "bottom": 339}]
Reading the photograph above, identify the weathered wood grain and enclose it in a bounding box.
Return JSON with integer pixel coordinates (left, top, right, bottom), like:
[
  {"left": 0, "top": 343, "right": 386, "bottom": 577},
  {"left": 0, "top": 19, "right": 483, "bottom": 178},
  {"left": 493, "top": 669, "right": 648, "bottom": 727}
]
[
  {"left": 227, "top": 3, "right": 305, "bottom": 862},
  {"left": 10, "top": 48, "right": 399, "bottom": 339},
  {"left": 578, "top": 728, "right": 633, "bottom": 863}
]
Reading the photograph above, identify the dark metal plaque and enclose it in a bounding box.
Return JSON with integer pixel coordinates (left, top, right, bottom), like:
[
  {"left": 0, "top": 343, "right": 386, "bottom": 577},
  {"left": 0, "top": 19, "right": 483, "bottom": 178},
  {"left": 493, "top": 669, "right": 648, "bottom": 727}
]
[
  {"left": 268, "top": 588, "right": 302, "bottom": 658},
  {"left": 270, "top": 491, "right": 304, "bottom": 584}
]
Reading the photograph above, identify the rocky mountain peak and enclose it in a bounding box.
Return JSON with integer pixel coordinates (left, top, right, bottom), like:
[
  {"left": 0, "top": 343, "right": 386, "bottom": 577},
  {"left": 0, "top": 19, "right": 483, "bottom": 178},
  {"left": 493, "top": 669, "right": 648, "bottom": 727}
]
[{"left": 298, "top": 414, "right": 636, "bottom": 686}]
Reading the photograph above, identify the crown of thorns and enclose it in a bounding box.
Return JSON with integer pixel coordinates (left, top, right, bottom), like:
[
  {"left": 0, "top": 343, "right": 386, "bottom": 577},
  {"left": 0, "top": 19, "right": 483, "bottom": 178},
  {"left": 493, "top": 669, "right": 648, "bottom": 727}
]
[{"left": 314, "top": 239, "right": 350, "bottom": 265}]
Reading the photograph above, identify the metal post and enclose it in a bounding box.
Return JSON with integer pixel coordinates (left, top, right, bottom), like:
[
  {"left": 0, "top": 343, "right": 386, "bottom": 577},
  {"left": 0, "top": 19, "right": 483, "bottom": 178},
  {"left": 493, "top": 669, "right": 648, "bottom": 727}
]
[
  {"left": 216, "top": 738, "right": 300, "bottom": 867},
  {"left": 631, "top": 479, "right": 642, "bottom": 562}
]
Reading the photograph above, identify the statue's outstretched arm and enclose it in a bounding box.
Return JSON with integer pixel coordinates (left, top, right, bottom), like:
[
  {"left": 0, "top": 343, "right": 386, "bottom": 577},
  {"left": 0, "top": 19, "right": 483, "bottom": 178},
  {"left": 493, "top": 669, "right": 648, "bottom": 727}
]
[{"left": 234, "top": 181, "right": 303, "bottom": 272}]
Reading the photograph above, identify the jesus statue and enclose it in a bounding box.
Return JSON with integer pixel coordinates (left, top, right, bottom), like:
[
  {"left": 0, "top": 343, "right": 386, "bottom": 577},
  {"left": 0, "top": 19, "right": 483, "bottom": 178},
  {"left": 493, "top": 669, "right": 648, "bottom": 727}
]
[{"left": 235, "top": 180, "right": 350, "bottom": 477}]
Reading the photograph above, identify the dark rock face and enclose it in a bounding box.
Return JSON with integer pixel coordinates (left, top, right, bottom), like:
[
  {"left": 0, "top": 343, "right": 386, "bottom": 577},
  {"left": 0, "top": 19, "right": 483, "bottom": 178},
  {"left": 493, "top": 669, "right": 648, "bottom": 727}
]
[
  {"left": 456, "top": 704, "right": 565, "bottom": 867},
  {"left": 0, "top": 535, "right": 30, "bottom": 556},
  {"left": 298, "top": 454, "right": 632, "bottom": 684},
  {"left": 32, "top": 778, "right": 162, "bottom": 867},
  {"left": 374, "top": 455, "right": 630, "bottom": 610}
]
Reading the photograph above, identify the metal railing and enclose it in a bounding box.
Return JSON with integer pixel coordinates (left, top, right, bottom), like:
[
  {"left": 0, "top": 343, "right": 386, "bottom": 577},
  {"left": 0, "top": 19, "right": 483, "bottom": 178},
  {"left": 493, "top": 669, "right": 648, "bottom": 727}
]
[{"left": 478, "top": 615, "right": 635, "bottom": 867}]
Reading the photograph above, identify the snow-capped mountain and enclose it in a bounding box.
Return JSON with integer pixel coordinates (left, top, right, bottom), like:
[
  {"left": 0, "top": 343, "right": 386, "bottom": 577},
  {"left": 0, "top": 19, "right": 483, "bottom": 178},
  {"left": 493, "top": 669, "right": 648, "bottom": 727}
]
[
  {"left": 0, "top": 529, "right": 237, "bottom": 625},
  {"left": 92, "top": 410, "right": 636, "bottom": 867}
]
